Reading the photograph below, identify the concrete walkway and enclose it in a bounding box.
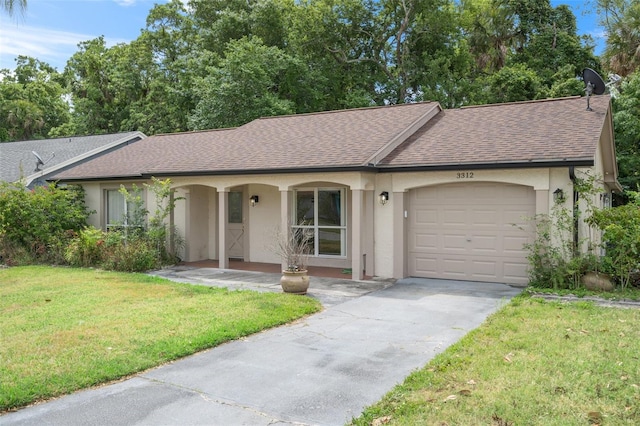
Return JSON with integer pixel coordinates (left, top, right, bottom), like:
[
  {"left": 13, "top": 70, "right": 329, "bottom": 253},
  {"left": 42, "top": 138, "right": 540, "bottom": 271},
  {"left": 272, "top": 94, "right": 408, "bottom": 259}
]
[{"left": 1, "top": 269, "right": 522, "bottom": 426}]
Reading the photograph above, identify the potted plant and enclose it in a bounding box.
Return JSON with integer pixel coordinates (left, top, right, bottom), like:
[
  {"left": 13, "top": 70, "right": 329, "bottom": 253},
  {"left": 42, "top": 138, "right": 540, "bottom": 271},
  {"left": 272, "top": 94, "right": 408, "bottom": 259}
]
[{"left": 275, "top": 226, "right": 313, "bottom": 294}]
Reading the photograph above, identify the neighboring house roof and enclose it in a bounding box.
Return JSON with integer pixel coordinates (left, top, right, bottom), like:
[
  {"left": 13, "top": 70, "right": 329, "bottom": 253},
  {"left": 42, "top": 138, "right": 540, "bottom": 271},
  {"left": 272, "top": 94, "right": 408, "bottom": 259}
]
[
  {"left": 49, "top": 96, "right": 614, "bottom": 182},
  {"left": 0, "top": 132, "right": 146, "bottom": 187}
]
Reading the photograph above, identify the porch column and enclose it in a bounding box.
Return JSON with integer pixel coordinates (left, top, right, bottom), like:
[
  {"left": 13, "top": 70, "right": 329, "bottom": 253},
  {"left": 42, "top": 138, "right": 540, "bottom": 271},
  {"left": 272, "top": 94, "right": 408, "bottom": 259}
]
[
  {"left": 351, "top": 189, "right": 364, "bottom": 280},
  {"left": 280, "top": 189, "right": 290, "bottom": 271},
  {"left": 218, "top": 189, "right": 229, "bottom": 269},
  {"left": 364, "top": 189, "right": 375, "bottom": 277},
  {"left": 392, "top": 191, "right": 406, "bottom": 279}
]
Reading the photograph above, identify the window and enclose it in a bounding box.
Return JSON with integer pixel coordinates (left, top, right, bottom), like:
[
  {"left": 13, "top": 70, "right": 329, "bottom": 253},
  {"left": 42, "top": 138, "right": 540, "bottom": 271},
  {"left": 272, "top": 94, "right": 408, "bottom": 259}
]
[
  {"left": 105, "top": 189, "right": 137, "bottom": 230},
  {"left": 293, "top": 188, "right": 346, "bottom": 257}
]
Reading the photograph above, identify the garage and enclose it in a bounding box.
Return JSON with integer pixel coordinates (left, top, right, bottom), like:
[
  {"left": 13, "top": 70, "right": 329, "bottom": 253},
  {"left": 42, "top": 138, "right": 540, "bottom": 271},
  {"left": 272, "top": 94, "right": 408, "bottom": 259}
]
[{"left": 408, "top": 182, "right": 535, "bottom": 285}]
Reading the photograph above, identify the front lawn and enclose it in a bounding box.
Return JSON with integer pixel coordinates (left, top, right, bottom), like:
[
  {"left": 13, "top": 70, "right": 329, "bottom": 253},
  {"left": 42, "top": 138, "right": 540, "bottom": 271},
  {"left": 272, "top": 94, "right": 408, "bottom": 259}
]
[
  {"left": 0, "top": 266, "right": 321, "bottom": 411},
  {"left": 352, "top": 296, "right": 640, "bottom": 425}
]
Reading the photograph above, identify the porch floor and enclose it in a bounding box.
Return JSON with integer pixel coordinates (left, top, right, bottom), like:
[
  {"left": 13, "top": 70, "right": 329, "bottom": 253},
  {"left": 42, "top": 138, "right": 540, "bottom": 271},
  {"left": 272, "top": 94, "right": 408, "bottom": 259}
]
[{"left": 180, "top": 259, "right": 365, "bottom": 280}]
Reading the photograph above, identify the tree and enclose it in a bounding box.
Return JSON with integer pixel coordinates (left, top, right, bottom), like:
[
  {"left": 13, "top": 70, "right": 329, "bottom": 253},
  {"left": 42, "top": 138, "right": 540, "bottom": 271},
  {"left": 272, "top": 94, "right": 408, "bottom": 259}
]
[
  {"left": 611, "top": 70, "right": 640, "bottom": 191},
  {"left": 0, "top": 57, "right": 70, "bottom": 141},
  {"left": 597, "top": 0, "right": 640, "bottom": 77},
  {"left": 0, "top": 0, "right": 26, "bottom": 17},
  {"left": 189, "top": 37, "right": 297, "bottom": 129}
]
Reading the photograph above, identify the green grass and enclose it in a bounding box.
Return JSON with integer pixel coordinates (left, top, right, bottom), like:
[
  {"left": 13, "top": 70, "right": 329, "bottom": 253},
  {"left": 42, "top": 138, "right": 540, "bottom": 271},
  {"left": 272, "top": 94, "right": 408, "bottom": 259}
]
[
  {"left": 0, "top": 266, "right": 321, "bottom": 411},
  {"left": 352, "top": 295, "right": 640, "bottom": 425}
]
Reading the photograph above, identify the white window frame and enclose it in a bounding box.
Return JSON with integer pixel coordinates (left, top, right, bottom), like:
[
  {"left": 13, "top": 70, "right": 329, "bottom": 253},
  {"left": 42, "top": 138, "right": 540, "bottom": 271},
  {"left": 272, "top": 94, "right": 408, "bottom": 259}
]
[
  {"left": 104, "top": 188, "right": 142, "bottom": 231},
  {"left": 293, "top": 187, "right": 347, "bottom": 258}
]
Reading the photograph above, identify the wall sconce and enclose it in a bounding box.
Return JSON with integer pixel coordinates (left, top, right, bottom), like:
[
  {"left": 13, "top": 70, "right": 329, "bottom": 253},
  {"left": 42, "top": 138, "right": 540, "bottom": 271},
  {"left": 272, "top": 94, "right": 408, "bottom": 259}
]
[
  {"left": 379, "top": 191, "right": 389, "bottom": 205},
  {"left": 249, "top": 195, "right": 259, "bottom": 207},
  {"left": 553, "top": 188, "right": 565, "bottom": 203}
]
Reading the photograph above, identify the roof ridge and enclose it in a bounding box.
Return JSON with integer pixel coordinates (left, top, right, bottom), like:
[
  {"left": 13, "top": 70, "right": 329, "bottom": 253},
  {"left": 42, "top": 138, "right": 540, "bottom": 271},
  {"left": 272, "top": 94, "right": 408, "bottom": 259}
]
[
  {"left": 153, "top": 127, "right": 238, "bottom": 137},
  {"left": 459, "top": 96, "right": 583, "bottom": 110},
  {"left": 251, "top": 102, "right": 435, "bottom": 122}
]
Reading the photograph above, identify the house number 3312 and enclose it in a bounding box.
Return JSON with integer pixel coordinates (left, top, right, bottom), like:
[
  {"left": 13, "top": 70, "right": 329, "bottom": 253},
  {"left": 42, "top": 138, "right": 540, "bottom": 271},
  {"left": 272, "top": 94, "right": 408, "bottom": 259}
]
[{"left": 456, "top": 172, "right": 474, "bottom": 179}]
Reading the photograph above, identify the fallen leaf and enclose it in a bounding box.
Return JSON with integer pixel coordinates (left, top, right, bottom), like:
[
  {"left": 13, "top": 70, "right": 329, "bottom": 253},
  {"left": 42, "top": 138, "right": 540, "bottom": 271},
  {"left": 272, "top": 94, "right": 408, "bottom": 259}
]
[
  {"left": 621, "top": 376, "right": 629, "bottom": 381},
  {"left": 631, "top": 384, "right": 639, "bottom": 389},
  {"left": 459, "top": 389, "right": 472, "bottom": 396},
  {"left": 444, "top": 394, "right": 457, "bottom": 402},
  {"left": 619, "top": 319, "right": 626, "bottom": 323},
  {"left": 372, "top": 415, "right": 392, "bottom": 426},
  {"left": 467, "top": 379, "right": 477, "bottom": 385},
  {"left": 587, "top": 411, "right": 602, "bottom": 424},
  {"left": 491, "top": 414, "right": 513, "bottom": 426},
  {"left": 580, "top": 329, "right": 589, "bottom": 334},
  {"left": 619, "top": 332, "right": 625, "bottom": 337},
  {"left": 503, "top": 353, "right": 513, "bottom": 363}
]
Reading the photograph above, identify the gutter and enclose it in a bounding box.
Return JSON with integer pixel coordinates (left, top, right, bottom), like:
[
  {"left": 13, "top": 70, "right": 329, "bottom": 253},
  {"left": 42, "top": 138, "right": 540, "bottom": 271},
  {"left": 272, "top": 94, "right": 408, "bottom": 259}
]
[
  {"left": 378, "top": 158, "right": 595, "bottom": 173},
  {"left": 51, "top": 165, "right": 380, "bottom": 183},
  {"left": 52, "top": 160, "right": 596, "bottom": 183}
]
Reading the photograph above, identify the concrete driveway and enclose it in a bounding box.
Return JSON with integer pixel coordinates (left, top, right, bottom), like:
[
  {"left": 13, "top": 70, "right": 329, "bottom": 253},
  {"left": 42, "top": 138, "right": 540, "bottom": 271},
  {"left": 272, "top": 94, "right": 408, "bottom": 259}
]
[{"left": 1, "top": 274, "right": 521, "bottom": 426}]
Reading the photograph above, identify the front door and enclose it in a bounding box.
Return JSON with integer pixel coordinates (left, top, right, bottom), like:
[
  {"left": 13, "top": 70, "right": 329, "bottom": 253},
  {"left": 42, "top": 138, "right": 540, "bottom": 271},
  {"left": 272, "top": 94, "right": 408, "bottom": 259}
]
[{"left": 227, "top": 191, "right": 244, "bottom": 259}]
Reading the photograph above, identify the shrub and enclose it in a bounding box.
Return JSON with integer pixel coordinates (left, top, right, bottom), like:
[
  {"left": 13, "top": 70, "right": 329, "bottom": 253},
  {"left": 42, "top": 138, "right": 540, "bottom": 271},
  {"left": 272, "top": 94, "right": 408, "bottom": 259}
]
[
  {"left": 523, "top": 173, "right": 603, "bottom": 290},
  {"left": 64, "top": 228, "right": 106, "bottom": 267},
  {"left": 101, "top": 235, "right": 160, "bottom": 272},
  {"left": 0, "top": 182, "right": 91, "bottom": 264},
  {"left": 588, "top": 192, "right": 640, "bottom": 289}
]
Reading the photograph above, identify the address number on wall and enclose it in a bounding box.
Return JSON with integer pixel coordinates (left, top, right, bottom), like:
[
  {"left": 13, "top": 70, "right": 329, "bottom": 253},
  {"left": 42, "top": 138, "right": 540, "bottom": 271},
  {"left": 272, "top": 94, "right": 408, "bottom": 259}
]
[{"left": 456, "top": 172, "right": 475, "bottom": 179}]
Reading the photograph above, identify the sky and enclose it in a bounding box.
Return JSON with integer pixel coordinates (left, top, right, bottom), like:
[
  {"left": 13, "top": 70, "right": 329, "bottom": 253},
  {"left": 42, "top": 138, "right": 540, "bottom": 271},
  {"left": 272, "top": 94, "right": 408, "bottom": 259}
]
[{"left": 0, "top": 0, "right": 606, "bottom": 74}]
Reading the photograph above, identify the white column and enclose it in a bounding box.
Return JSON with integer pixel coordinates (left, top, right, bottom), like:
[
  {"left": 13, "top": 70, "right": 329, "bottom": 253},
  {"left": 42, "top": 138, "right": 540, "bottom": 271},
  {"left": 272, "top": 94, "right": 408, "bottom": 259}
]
[
  {"left": 392, "top": 191, "right": 406, "bottom": 279},
  {"left": 280, "top": 190, "right": 290, "bottom": 271},
  {"left": 351, "top": 189, "right": 364, "bottom": 280},
  {"left": 364, "top": 189, "right": 375, "bottom": 277},
  {"left": 218, "top": 189, "right": 228, "bottom": 269}
]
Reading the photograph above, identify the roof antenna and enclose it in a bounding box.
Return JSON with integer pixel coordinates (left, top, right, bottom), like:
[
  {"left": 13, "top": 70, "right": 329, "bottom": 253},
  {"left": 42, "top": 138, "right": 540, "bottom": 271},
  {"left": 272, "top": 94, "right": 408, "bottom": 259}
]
[
  {"left": 582, "top": 68, "right": 606, "bottom": 111},
  {"left": 32, "top": 151, "right": 55, "bottom": 172}
]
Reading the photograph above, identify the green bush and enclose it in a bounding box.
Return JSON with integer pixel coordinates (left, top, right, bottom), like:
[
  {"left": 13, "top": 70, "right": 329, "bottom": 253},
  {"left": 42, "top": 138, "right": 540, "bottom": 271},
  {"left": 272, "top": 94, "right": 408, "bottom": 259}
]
[
  {"left": 101, "top": 235, "right": 160, "bottom": 272},
  {"left": 588, "top": 192, "right": 640, "bottom": 289},
  {"left": 0, "top": 182, "right": 90, "bottom": 265},
  {"left": 64, "top": 227, "right": 107, "bottom": 267}
]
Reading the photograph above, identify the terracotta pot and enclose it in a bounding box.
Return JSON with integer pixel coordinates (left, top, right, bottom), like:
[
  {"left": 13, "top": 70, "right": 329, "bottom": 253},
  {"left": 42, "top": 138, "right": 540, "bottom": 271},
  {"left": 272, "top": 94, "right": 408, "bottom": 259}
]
[
  {"left": 280, "top": 270, "right": 310, "bottom": 295},
  {"left": 581, "top": 272, "right": 614, "bottom": 291}
]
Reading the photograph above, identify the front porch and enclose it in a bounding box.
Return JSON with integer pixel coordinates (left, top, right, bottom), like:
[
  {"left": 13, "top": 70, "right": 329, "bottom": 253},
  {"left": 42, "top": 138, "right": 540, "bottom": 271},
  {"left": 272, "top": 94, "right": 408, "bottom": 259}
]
[{"left": 180, "top": 259, "right": 371, "bottom": 280}]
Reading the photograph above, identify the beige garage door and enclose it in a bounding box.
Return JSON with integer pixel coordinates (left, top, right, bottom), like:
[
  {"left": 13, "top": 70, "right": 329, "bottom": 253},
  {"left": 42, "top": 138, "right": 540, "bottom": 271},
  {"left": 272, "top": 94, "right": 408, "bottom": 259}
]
[{"left": 408, "top": 182, "right": 535, "bottom": 285}]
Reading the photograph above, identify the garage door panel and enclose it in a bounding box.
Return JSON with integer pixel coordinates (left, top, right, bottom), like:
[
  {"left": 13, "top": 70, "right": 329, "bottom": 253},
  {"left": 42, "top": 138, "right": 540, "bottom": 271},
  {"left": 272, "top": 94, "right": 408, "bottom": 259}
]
[
  {"left": 473, "top": 209, "right": 500, "bottom": 226},
  {"left": 414, "top": 233, "right": 437, "bottom": 250},
  {"left": 472, "top": 235, "right": 499, "bottom": 252},
  {"left": 442, "top": 258, "right": 467, "bottom": 277},
  {"left": 503, "top": 262, "right": 529, "bottom": 285},
  {"left": 503, "top": 235, "right": 531, "bottom": 253},
  {"left": 409, "top": 182, "right": 535, "bottom": 285},
  {"left": 413, "top": 256, "right": 438, "bottom": 275},
  {"left": 470, "top": 260, "right": 498, "bottom": 279},
  {"left": 442, "top": 209, "right": 466, "bottom": 225},
  {"left": 414, "top": 208, "right": 437, "bottom": 225},
  {"left": 503, "top": 209, "right": 534, "bottom": 225}
]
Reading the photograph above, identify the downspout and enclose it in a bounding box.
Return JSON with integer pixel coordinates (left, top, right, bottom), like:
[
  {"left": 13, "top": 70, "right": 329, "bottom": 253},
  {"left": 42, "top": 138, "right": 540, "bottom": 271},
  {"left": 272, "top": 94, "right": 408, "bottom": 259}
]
[{"left": 569, "top": 166, "right": 579, "bottom": 254}]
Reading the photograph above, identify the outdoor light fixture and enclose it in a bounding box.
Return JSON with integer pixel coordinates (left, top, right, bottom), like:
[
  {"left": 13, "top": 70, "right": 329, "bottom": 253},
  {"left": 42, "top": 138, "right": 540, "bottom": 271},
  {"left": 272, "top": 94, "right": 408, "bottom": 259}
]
[
  {"left": 379, "top": 191, "right": 389, "bottom": 205},
  {"left": 553, "top": 188, "right": 565, "bottom": 203},
  {"left": 249, "top": 195, "right": 259, "bottom": 207}
]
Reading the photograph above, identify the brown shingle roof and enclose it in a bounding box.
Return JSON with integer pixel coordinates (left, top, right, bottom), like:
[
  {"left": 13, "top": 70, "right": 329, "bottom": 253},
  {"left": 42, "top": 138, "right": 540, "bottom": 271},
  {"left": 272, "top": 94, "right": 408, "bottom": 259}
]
[
  {"left": 51, "top": 96, "right": 611, "bottom": 181},
  {"left": 52, "top": 102, "right": 438, "bottom": 180},
  {"left": 380, "top": 95, "right": 610, "bottom": 168}
]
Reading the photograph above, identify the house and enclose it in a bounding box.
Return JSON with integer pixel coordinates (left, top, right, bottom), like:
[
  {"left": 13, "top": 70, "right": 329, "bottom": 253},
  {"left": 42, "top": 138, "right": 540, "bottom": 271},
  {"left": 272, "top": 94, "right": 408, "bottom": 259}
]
[
  {"left": 49, "top": 96, "right": 619, "bottom": 286},
  {"left": 0, "top": 132, "right": 146, "bottom": 188}
]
